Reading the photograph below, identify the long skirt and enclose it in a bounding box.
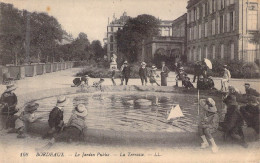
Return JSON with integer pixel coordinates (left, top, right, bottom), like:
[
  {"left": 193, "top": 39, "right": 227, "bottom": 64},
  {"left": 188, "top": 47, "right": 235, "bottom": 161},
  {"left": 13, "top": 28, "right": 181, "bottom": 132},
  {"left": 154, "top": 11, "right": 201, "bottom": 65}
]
[{"left": 161, "top": 76, "right": 167, "bottom": 86}]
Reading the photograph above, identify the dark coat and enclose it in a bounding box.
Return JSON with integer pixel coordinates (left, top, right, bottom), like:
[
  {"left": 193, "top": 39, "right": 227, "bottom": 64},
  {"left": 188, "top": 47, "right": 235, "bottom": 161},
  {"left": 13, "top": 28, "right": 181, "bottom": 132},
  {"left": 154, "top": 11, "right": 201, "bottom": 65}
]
[
  {"left": 246, "top": 88, "right": 260, "bottom": 97},
  {"left": 139, "top": 67, "right": 148, "bottom": 78},
  {"left": 223, "top": 104, "right": 244, "bottom": 132},
  {"left": 122, "top": 66, "right": 131, "bottom": 78},
  {"left": 48, "top": 107, "right": 64, "bottom": 130},
  {"left": 0, "top": 92, "right": 18, "bottom": 115},
  {"left": 240, "top": 104, "right": 259, "bottom": 128},
  {"left": 161, "top": 66, "right": 170, "bottom": 77}
]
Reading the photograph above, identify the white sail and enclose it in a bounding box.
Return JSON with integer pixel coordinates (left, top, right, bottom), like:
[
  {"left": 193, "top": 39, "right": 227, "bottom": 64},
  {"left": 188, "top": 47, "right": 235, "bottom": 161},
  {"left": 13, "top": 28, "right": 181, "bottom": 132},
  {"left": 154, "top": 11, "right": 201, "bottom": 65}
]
[{"left": 167, "top": 104, "right": 184, "bottom": 120}]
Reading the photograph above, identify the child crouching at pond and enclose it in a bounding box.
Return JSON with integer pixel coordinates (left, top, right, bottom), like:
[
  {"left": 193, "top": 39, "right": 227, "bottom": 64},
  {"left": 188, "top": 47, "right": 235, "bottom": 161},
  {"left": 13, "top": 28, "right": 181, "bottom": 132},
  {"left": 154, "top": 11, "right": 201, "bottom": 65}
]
[
  {"left": 198, "top": 98, "right": 219, "bottom": 153},
  {"left": 13, "top": 102, "right": 42, "bottom": 138},
  {"left": 38, "top": 104, "right": 88, "bottom": 150}
]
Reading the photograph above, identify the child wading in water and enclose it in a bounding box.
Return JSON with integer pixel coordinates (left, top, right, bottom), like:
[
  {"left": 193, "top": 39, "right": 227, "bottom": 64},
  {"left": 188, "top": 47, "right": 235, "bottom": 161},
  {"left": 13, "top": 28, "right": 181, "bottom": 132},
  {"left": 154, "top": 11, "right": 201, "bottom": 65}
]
[
  {"left": 38, "top": 104, "right": 88, "bottom": 150},
  {"left": 198, "top": 98, "right": 219, "bottom": 153},
  {"left": 14, "top": 102, "right": 42, "bottom": 138}
]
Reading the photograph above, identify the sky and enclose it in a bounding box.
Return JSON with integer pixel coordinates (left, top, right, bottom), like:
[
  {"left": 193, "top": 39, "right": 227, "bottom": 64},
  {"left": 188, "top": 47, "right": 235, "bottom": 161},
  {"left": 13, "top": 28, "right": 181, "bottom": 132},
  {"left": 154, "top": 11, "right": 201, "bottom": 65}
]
[{"left": 0, "top": 0, "right": 188, "bottom": 43}]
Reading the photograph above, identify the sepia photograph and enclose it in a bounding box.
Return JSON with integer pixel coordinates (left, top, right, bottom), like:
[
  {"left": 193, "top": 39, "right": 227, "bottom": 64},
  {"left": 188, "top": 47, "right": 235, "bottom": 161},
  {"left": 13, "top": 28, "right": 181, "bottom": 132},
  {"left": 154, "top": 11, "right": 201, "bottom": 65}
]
[{"left": 0, "top": 0, "right": 259, "bottom": 162}]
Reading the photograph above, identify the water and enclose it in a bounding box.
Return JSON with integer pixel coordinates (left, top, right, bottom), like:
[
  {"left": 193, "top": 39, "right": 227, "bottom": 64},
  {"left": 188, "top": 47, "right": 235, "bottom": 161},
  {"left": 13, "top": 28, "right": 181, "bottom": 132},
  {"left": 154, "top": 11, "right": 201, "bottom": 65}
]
[{"left": 34, "top": 92, "right": 219, "bottom": 133}]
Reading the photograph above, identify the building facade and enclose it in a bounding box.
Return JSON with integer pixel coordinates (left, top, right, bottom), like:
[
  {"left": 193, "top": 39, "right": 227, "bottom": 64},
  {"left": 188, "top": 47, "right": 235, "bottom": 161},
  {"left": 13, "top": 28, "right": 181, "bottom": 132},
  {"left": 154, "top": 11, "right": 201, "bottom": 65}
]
[
  {"left": 141, "top": 15, "right": 187, "bottom": 65},
  {"left": 105, "top": 12, "right": 129, "bottom": 61},
  {"left": 186, "top": 0, "right": 260, "bottom": 63}
]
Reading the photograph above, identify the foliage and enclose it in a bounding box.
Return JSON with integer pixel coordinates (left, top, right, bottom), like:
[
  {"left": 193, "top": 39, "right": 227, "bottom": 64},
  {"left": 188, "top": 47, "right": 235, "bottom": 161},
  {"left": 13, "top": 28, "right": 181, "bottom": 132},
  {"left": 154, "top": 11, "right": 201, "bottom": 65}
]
[
  {"left": 116, "top": 14, "right": 160, "bottom": 63},
  {"left": 250, "top": 31, "right": 260, "bottom": 45},
  {"left": 90, "top": 40, "right": 106, "bottom": 62}
]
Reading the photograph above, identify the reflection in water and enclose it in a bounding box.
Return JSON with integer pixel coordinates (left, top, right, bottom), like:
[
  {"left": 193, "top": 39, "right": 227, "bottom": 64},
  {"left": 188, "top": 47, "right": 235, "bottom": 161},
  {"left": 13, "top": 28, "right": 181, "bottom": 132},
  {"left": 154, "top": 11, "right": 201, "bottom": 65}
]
[{"left": 34, "top": 92, "right": 219, "bottom": 133}]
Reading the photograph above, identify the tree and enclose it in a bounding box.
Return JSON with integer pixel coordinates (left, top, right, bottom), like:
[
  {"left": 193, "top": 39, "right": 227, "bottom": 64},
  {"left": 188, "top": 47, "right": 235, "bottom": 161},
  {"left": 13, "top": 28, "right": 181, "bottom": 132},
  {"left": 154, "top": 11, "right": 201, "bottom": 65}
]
[
  {"left": 0, "top": 3, "right": 25, "bottom": 65},
  {"left": 250, "top": 31, "right": 260, "bottom": 45},
  {"left": 90, "top": 40, "right": 105, "bottom": 61},
  {"left": 70, "top": 33, "right": 92, "bottom": 61},
  {"left": 116, "top": 14, "right": 160, "bottom": 62}
]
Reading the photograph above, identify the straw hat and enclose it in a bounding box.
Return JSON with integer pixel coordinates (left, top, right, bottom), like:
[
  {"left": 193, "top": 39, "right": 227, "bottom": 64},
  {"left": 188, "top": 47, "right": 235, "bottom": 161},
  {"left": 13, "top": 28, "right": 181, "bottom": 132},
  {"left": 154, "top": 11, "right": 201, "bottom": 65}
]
[
  {"left": 141, "top": 62, "right": 146, "bottom": 66},
  {"left": 124, "top": 61, "right": 128, "bottom": 64},
  {"left": 179, "top": 67, "right": 184, "bottom": 71},
  {"left": 200, "top": 98, "right": 217, "bottom": 113},
  {"left": 244, "top": 83, "right": 250, "bottom": 86},
  {"left": 152, "top": 65, "right": 157, "bottom": 70},
  {"left": 5, "top": 84, "right": 16, "bottom": 93},
  {"left": 75, "top": 104, "right": 88, "bottom": 117},
  {"left": 24, "top": 102, "right": 39, "bottom": 113},
  {"left": 56, "top": 96, "right": 68, "bottom": 107}
]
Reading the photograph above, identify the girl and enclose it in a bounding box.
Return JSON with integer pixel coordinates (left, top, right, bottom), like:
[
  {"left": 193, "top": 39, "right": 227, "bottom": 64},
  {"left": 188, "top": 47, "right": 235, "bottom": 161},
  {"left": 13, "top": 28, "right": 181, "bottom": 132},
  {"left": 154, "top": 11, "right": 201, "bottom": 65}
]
[{"left": 198, "top": 98, "right": 219, "bottom": 153}]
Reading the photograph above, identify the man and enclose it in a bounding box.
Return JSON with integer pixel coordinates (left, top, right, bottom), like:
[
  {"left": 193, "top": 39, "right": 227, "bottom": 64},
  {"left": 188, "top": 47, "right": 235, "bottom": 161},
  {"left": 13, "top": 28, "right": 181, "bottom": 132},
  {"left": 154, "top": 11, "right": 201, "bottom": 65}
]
[
  {"left": 122, "top": 61, "right": 131, "bottom": 85},
  {"left": 139, "top": 62, "right": 148, "bottom": 86},
  {"left": 193, "top": 61, "right": 201, "bottom": 83},
  {"left": 221, "top": 65, "right": 231, "bottom": 92},
  {"left": 0, "top": 84, "right": 18, "bottom": 129},
  {"left": 244, "top": 83, "right": 260, "bottom": 98},
  {"left": 240, "top": 96, "right": 259, "bottom": 140},
  {"left": 222, "top": 95, "right": 248, "bottom": 148},
  {"left": 161, "top": 61, "right": 170, "bottom": 86}
]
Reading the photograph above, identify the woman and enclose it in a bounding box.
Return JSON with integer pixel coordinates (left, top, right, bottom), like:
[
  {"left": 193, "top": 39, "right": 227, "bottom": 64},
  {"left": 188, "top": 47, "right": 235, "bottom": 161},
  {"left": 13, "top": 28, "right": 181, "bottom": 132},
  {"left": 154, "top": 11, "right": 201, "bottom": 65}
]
[
  {"left": 0, "top": 84, "right": 18, "bottom": 129},
  {"left": 39, "top": 104, "right": 88, "bottom": 150},
  {"left": 198, "top": 98, "right": 219, "bottom": 153},
  {"left": 149, "top": 65, "right": 160, "bottom": 86}
]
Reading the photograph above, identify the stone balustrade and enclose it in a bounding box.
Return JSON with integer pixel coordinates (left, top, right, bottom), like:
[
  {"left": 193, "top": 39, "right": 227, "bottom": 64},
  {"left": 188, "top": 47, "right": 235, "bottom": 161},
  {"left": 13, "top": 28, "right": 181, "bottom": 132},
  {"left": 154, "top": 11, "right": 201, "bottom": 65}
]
[{"left": 1, "top": 61, "right": 76, "bottom": 84}]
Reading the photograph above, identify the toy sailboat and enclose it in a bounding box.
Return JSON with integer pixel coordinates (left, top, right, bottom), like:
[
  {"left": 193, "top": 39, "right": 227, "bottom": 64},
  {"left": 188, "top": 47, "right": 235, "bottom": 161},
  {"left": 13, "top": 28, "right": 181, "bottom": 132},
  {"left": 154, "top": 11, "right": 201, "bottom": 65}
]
[{"left": 167, "top": 104, "right": 184, "bottom": 121}]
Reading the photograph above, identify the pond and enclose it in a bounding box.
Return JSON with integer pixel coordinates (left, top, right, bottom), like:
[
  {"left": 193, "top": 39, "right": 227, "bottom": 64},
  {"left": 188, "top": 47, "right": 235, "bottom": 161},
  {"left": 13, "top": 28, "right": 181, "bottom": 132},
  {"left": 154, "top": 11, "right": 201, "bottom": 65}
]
[{"left": 34, "top": 92, "right": 222, "bottom": 133}]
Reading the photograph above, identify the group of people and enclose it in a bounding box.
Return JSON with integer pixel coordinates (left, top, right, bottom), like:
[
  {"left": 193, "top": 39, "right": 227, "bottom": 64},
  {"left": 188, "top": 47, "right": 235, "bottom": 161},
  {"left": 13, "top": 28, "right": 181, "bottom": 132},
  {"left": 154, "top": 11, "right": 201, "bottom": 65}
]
[
  {"left": 0, "top": 86, "right": 88, "bottom": 149},
  {"left": 198, "top": 83, "right": 260, "bottom": 153}
]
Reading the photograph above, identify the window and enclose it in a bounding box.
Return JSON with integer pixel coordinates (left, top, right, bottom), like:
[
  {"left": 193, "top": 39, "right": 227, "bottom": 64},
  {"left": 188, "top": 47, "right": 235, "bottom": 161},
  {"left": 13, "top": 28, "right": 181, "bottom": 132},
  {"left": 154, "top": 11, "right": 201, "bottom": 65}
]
[
  {"left": 230, "top": 11, "right": 235, "bottom": 31},
  {"left": 194, "top": 8, "right": 196, "bottom": 21},
  {"left": 205, "top": 22, "right": 208, "bottom": 37},
  {"left": 212, "top": 19, "right": 216, "bottom": 35},
  {"left": 247, "top": 3, "right": 258, "bottom": 31},
  {"left": 202, "top": 4, "right": 205, "bottom": 17},
  {"left": 212, "top": 45, "right": 216, "bottom": 59},
  {"left": 220, "top": 15, "right": 224, "bottom": 33},
  {"left": 197, "top": 7, "right": 200, "bottom": 20},
  {"left": 194, "top": 25, "right": 197, "bottom": 40},
  {"left": 111, "top": 27, "right": 113, "bottom": 32},
  {"left": 231, "top": 43, "right": 234, "bottom": 60},
  {"left": 199, "top": 24, "right": 201, "bottom": 39},
  {"left": 209, "top": 0, "right": 212, "bottom": 14},
  {"left": 189, "top": 49, "right": 192, "bottom": 61},
  {"left": 212, "top": 0, "right": 215, "bottom": 12},
  {"left": 221, "top": 44, "right": 224, "bottom": 59},
  {"left": 227, "top": 13, "right": 230, "bottom": 32},
  {"left": 230, "top": 0, "right": 234, "bottom": 4},
  {"left": 205, "top": 2, "right": 208, "bottom": 15},
  {"left": 205, "top": 46, "right": 208, "bottom": 58},
  {"left": 221, "top": 0, "right": 225, "bottom": 9},
  {"left": 198, "top": 47, "right": 202, "bottom": 61},
  {"left": 193, "top": 47, "right": 197, "bottom": 61}
]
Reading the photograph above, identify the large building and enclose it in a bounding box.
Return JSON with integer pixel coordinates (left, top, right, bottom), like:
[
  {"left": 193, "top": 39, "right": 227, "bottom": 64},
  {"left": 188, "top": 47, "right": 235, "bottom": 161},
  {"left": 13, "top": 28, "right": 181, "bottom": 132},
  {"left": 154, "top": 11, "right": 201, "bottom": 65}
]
[
  {"left": 186, "top": 0, "right": 260, "bottom": 63},
  {"left": 141, "top": 15, "right": 187, "bottom": 66},
  {"left": 105, "top": 12, "right": 130, "bottom": 61}
]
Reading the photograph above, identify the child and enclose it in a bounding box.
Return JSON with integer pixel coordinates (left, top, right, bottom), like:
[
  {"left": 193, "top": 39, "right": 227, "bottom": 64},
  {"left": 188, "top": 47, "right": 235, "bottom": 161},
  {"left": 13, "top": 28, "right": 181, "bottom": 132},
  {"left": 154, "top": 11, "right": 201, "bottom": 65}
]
[
  {"left": 182, "top": 74, "right": 194, "bottom": 89},
  {"left": 93, "top": 78, "right": 105, "bottom": 91},
  {"left": 198, "top": 98, "right": 219, "bottom": 153},
  {"left": 38, "top": 104, "right": 88, "bottom": 150},
  {"left": 80, "top": 75, "right": 89, "bottom": 86},
  {"left": 111, "top": 67, "right": 116, "bottom": 86},
  {"left": 149, "top": 65, "right": 160, "bottom": 86},
  {"left": 14, "top": 102, "right": 42, "bottom": 138},
  {"left": 139, "top": 62, "right": 148, "bottom": 86},
  {"left": 71, "top": 78, "right": 81, "bottom": 87},
  {"left": 42, "top": 96, "right": 67, "bottom": 139}
]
